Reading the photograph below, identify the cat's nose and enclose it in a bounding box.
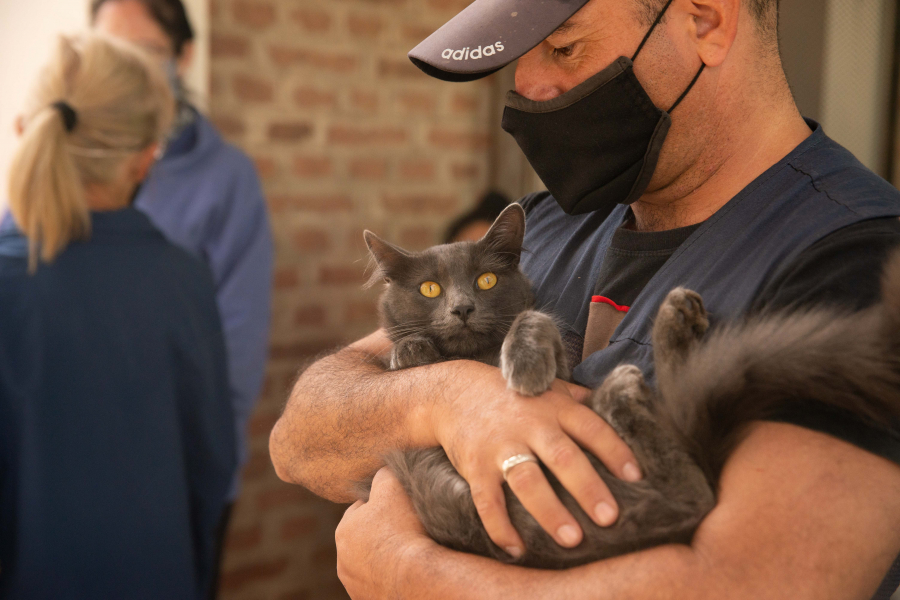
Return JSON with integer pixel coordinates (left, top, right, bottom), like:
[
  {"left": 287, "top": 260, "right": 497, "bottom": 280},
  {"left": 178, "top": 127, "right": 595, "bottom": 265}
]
[{"left": 451, "top": 304, "right": 475, "bottom": 322}]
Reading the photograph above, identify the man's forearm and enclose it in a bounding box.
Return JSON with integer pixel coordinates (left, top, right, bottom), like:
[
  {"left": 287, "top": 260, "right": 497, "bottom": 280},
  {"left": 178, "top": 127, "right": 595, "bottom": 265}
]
[
  {"left": 400, "top": 540, "right": 705, "bottom": 600},
  {"left": 270, "top": 331, "right": 476, "bottom": 501}
]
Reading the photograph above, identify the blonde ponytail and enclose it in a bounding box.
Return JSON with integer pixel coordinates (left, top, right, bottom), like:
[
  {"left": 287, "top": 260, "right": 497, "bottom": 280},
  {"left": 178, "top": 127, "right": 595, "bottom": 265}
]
[{"left": 7, "top": 34, "right": 174, "bottom": 271}]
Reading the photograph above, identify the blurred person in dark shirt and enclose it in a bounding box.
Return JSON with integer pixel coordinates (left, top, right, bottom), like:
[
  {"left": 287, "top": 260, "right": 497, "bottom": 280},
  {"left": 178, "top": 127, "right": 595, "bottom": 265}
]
[{"left": 0, "top": 33, "right": 234, "bottom": 600}]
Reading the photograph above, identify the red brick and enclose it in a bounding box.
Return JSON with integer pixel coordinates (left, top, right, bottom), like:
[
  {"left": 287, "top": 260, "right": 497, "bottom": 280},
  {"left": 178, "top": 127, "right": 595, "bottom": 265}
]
[
  {"left": 281, "top": 515, "right": 317, "bottom": 541},
  {"left": 319, "top": 266, "right": 365, "bottom": 286},
  {"left": 273, "top": 267, "right": 300, "bottom": 289},
  {"left": 241, "top": 452, "right": 272, "bottom": 481},
  {"left": 329, "top": 125, "right": 406, "bottom": 145},
  {"left": 397, "top": 91, "right": 436, "bottom": 113},
  {"left": 382, "top": 194, "right": 458, "bottom": 215},
  {"left": 398, "top": 226, "right": 437, "bottom": 249},
  {"left": 232, "top": 0, "right": 276, "bottom": 29},
  {"left": 269, "top": 46, "right": 358, "bottom": 72},
  {"left": 401, "top": 24, "right": 435, "bottom": 43},
  {"left": 399, "top": 159, "right": 435, "bottom": 181},
  {"left": 451, "top": 162, "right": 481, "bottom": 180},
  {"left": 347, "top": 14, "right": 383, "bottom": 37},
  {"left": 451, "top": 93, "right": 479, "bottom": 113},
  {"left": 344, "top": 300, "right": 378, "bottom": 323},
  {"left": 427, "top": 0, "right": 471, "bottom": 11},
  {"left": 269, "top": 339, "right": 343, "bottom": 360},
  {"left": 292, "top": 228, "right": 330, "bottom": 251},
  {"left": 292, "top": 8, "right": 332, "bottom": 32},
  {"left": 429, "top": 128, "right": 490, "bottom": 150},
  {"left": 211, "top": 114, "right": 246, "bottom": 137},
  {"left": 349, "top": 158, "right": 388, "bottom": 180},
  {"left": 233, "top": 73, "right": 274, "bottom": 102},
  {"left": 269, "top": 194, "right": 353, "bottom": 213},
  {"left": 211, "top": 33, "right": 249, "bottom": 58},
  {"left": 378, "top": 58, "right": 421, "bottom": 79},
  {"left": 278, "top": 590, "right": 311, "bottom": 600},
  {"left": 248, "top": 412, "right": 280, "bottom": 436},
  {"left": 268, "top": 122, "right": 313, "bottom": 142},
  {"left": 294, "top": 86, "right": 337, "bottom": 109},
  {"left": 350, "top": 90, "right": 379, "bottom": 113},
  {"left": 221, "top": 557, "right": 288, "bottom": 591},
  {"left": 254, "top": 155, "right": 278, "bottom": 179},
  {"left": 295, "top": 305, "right": 328, "bottom": 326},
  {"left": 226, "top": 524, "right": 263, "bottom": 552},
  {"left": 256, "top": 486, "right": 316, "bottom": 510},
  {"left": 293, "top": 156, "right": 333, "bottom": 178}
]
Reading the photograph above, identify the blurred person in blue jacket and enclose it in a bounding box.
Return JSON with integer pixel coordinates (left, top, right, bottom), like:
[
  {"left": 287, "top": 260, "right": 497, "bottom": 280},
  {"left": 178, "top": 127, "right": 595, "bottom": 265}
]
[
  {"left": 0, "top": 33, "right": 235, "bottom": 599},
  {"left": 90, "top": 0, "right": 274, "bottom": 529}
]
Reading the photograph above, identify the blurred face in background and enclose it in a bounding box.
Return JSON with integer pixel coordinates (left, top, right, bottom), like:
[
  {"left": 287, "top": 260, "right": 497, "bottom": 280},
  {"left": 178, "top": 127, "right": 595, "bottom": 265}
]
[{"left": 93, "top": 0, "right": 194, "bottom": 78}]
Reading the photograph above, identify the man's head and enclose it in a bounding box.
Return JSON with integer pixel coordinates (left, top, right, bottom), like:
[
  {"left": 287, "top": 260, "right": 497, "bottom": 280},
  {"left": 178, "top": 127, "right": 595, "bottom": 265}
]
[
  {"left": 411, "top": 0, "right": 797, "bottom": 219},
  {"left": 90, "top": 0, "right": 195, "bottom": 77}
]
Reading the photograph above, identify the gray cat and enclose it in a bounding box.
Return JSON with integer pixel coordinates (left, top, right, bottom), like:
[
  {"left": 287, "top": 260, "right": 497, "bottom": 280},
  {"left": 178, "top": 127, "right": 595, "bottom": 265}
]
[{"left": 363, "top": 204, "right": 900, "bottom": 569}]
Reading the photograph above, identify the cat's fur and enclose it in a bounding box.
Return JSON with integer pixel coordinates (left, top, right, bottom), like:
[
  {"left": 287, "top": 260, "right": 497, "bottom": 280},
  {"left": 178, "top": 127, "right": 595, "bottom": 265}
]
[
  {"left": 364, "top": 204, "right": 568, "bottom": 394},
  {"left": 363, "top": 204, "right": 900, "bottom": 569}
]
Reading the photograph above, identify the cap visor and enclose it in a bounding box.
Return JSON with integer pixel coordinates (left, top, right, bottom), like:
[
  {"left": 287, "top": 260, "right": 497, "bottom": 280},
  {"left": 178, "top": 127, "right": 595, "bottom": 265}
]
[{"left": 409, "top": 0, "right": 591, "bottom": 82}]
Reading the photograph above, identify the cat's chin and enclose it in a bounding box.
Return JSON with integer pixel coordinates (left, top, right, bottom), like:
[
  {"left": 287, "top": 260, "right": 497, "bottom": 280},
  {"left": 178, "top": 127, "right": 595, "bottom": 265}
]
[{"left": 435, "top": 327, "right": 501, "bottom": 357}]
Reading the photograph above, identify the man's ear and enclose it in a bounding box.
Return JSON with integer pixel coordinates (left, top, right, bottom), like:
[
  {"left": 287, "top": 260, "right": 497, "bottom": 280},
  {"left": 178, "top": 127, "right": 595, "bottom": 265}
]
[
  {"left": 686, "top": 0, "right": 739, "bottom": 68},
  {"left": 364, "top": 230, "right": 411, "bottom": 284},
  {"left": 478, "top": 203, "right": 526, "bottom": 266}
]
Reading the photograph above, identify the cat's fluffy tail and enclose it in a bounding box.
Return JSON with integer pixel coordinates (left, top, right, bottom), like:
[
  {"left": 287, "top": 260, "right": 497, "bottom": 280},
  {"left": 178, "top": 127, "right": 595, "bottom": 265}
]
[{"left": 660, "top": 251, "right": 900, "bottom": 488}]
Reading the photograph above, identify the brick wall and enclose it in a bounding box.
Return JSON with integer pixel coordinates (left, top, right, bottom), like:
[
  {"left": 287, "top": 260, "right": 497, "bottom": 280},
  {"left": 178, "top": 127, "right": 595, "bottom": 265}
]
[{"left": 209, "top": 0, "right": 493, "bottom": 597}]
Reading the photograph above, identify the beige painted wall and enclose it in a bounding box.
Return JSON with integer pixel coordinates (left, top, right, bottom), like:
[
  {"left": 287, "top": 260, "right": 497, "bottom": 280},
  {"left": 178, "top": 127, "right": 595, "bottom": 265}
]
[{"left": 0, "top": 0, "right": 209, "bottom": 211}]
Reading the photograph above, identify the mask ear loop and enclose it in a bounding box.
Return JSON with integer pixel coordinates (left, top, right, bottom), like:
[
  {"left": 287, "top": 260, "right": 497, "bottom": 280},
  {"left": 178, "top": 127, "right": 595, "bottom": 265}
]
[
  {"left": 668, "top": 63, "right": 706, "bottom": 112},
  {"left": 631, "top": 0, "right": 678, "bottom": 61}
]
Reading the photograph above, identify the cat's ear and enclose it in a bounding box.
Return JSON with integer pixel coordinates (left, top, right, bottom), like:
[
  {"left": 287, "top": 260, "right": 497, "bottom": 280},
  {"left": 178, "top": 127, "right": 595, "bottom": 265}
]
[
  {"left": 479, "top": 203, "right": 526, "bottom": 266},
  {"left": 364, "top": 230, "right": 411, "bottom": 285}
]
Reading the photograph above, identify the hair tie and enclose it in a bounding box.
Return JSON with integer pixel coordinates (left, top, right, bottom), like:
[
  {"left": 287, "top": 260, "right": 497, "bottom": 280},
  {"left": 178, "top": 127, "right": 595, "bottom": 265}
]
[{"left": 51, "top": 101, "right": 78, "bottom": 133}]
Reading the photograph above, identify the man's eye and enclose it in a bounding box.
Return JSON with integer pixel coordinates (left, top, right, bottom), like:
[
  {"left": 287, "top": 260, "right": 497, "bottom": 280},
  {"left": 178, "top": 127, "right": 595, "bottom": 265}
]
[{"left": 552, "top": 45, "right": 575, "bottom": 58}]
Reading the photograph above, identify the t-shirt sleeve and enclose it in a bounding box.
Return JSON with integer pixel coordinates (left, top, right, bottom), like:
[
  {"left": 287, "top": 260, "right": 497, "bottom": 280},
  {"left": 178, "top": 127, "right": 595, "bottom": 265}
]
[
  {"left": 751, "top": 217, "right": 900, "bottom": 314},
  {"left": 750, "top": 216, "right": 900, "bottom": 471}
]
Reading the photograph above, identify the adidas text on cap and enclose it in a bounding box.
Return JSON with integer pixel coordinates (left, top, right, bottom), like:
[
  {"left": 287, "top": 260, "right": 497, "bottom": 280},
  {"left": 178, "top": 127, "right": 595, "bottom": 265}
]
[{"left": 408, "top": 0, "right": 591, "bottom": 82}]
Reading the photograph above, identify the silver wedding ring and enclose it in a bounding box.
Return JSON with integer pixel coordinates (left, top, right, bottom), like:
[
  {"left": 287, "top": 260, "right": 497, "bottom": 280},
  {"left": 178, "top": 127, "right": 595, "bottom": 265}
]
[{"left": 501, "top": 453, "right": 538, "bottom": 481}]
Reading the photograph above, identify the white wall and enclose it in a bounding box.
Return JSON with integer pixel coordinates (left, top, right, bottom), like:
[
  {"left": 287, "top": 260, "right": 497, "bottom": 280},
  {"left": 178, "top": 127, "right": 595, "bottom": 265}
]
[{"left": 0, "top": 0, "right": 209, "bottom": 211}]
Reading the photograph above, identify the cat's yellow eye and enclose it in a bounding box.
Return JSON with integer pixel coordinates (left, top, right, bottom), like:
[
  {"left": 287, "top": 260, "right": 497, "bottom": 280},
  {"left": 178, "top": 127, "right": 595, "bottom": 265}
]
[
  {"left": 477, "top": 272, "right": 498, "bottom": 291},
  {"left": 420, "top": 281, "right": 442, "bottom": 298}
]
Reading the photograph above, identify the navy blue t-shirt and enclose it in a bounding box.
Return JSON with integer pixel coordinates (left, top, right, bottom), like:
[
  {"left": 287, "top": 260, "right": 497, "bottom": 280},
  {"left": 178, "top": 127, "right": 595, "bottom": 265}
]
[{"left": 0, "top": 208, "right": 236, "bottom": 600}]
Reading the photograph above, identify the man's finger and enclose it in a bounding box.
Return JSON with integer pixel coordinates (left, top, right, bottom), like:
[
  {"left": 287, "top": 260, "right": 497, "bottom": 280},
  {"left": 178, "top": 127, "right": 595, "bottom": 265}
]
[
  {"left": 532, "top": 430, "right": 620, "bottom": 527},
  {"left": 468, "top": 474, "right": 526, "bottom": 559},
  {"left": 504, "top": 460, "right": 583, "bottom": 548},
  {"left": 561, "top": 402, "right": 642, "bottom": 482}
]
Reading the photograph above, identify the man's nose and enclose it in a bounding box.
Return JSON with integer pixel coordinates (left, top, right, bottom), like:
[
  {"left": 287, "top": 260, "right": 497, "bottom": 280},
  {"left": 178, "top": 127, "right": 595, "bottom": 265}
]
[
  {"left": 514, "top": 48, "right": 565, "bottom": 102},
  {"left": 451, "top": 304, "right": 475, "bottom": 322}
]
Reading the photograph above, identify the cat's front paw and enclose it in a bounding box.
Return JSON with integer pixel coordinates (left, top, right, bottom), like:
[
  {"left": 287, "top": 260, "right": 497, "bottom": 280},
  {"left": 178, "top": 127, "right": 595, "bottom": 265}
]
[
  {"left": 653, "top": 287, "right": 709, "bottom": 363},
  {"left": 500, "top": 311, "right": 568, "bottom": 396},
  {"left": 390, "top": 336, "right": 442, "bottom": 370}
]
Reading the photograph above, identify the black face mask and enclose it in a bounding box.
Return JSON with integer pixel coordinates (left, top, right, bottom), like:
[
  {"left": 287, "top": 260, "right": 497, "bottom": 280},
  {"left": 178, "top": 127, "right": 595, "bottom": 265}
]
[{"left": 501, "top": 0, "right": 705, "bottom": 216}]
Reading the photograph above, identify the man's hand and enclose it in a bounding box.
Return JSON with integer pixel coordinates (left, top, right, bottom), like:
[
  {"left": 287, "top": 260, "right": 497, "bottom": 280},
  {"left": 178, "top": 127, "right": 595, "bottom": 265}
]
[
  {"left": 271, "top": 329, "right": 641, "bottom": 557},
  {"left": 336, "top": 468, "right": 433, "bottom": 599},
  {"left": 432, "top": 362, "right": 642, "bottom": 557}
]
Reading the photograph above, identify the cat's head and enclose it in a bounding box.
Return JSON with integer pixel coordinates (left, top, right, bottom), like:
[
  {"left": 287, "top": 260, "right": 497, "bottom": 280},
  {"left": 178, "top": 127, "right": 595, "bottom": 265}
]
[{"left": 364, "top": 204, "right": 534, "bottom": 357}]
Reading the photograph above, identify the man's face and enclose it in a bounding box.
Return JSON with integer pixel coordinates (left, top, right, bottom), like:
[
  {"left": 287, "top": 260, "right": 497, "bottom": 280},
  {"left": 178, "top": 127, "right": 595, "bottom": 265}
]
[
  {"left": 514, "top": 0, "right": 644, "bottom": 101},
  {"left": 515, "top": 0, "right": 711, "bottom": 198},
  {"left": 93, "top": 0, "right": 193, "bottom": 77}
]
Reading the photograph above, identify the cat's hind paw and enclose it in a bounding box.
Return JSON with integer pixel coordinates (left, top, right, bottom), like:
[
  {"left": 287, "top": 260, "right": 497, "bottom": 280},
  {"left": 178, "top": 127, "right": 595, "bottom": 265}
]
[{"left": 653, "top": 287, "right": 709, "bottom": 365}]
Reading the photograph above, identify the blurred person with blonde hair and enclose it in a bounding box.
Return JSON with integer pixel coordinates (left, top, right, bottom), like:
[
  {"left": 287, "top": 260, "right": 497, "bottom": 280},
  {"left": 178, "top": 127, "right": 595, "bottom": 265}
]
[{"left": 0, "top": 33, "right": 235, "bottom": 600}]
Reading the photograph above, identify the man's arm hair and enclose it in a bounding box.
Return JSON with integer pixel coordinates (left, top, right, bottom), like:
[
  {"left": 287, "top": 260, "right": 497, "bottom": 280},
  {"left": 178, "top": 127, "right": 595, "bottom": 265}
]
[
  {"left": 392, "top": 422, "right": 900, "bottom": 599},
  {"left": 270, "top": 330, "right": 473, "bottom": 501}
]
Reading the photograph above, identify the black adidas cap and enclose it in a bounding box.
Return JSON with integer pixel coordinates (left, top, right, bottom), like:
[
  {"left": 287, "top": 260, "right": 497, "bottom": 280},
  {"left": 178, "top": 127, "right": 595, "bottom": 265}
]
[{"left": 408, "top": 0, "right": 591, "bottom": 82}]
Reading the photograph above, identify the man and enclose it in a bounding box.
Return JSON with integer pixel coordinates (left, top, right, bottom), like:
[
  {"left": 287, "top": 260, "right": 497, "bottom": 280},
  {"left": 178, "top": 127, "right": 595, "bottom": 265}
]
[{"left": 270, "top": 0, "right": 900, "bottom": 597}]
